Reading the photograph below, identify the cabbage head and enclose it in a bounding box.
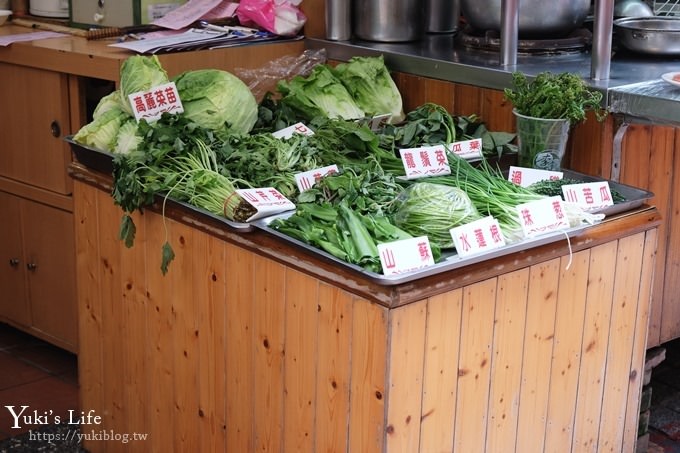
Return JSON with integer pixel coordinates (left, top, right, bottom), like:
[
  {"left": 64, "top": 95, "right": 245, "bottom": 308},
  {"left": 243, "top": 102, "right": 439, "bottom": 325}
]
[
  {"left": 119, "top": 55, "right": 169, "bottom": 116},
  {"left": 173, "top": 69, "right": 258, "bottom": 134},
  {"left": 73, "top": 108, "right": 129, "bottom": 152},
  {"left": 93, "top": 90, "right": 129, "bottom": 120}
]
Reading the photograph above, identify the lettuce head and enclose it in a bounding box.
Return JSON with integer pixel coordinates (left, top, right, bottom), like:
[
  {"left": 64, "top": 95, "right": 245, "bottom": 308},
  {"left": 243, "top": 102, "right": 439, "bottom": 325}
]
[
  {"left": 276, "top": 64, "right": 365, "bottom": 121},
  {"left": 119, "top": 55, "right": 169, "bottom": 116},
  {"left": 73, "top": 108, "right": 129, "bottom": 152},
  {"left": 173, "top": 69, "right": 258, "bottom": 134},
  {"left": 333, "top": 55, "right": 405, "bottom": 124}
]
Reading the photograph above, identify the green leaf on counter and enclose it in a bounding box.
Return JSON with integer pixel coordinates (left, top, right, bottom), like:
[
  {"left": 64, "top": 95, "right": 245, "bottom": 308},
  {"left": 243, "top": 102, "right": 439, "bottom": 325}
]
[{"left": 161, "top": 241, "right": 175, "bottom": 276}]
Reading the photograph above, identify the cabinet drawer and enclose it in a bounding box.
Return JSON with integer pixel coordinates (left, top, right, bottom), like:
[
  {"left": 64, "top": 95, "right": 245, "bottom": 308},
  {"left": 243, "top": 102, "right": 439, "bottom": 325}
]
[{"left": 0, "top": 63, "right": 72, "bottom": 195}]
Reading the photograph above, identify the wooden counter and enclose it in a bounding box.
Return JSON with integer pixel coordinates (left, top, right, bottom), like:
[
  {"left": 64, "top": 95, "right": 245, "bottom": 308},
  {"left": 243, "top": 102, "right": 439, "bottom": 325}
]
[{"left": 71, "top": 163, "right": 660, "bottom": 453}]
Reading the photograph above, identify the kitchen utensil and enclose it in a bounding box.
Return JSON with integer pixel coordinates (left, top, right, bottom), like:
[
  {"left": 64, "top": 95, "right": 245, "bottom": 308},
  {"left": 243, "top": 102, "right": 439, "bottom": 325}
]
[
  {"left": 425, "top": 0, "right": 461, "bottom": 33},
  {"left": 460, "top": 0, "right": 590, "bottom": 36},
  {"left": 325, "top": 0, "right": 351, "bottom": 40},
  {"left": 614, "top": 17, "right": 680, "bottom": 55},
  {"left": 614, "top": 0, "right": 654, "bottom": 18},
  {"left": 352, "top": 0, "right": 423, "bottom": 42}
]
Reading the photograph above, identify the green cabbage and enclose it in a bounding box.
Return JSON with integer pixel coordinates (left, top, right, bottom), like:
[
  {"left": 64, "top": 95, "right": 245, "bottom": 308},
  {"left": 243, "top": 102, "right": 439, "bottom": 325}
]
[
  {"left": 333, "top": 55, "right": 405, "bottom": 124},
  {"left": 114, "top": 119, "right": 144, "bottom": 155},
  {"left": 73, "top": 108, "right": 129, "bottom": 152},
  {"left": 93, "top": 90, "right": 128, "bottom": 120},
  {"left": 173, "top": 69, "right": 258, "bottom": 134},
  {"left": 119, "top": 55, "right": 169, "bottom": 116},
  {"left": 276, "top": 64, "right": 365, "bottom": 121}
]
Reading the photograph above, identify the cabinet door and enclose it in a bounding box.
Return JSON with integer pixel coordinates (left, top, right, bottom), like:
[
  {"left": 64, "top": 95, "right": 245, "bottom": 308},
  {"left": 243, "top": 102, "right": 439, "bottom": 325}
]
[
  {"left": 0, "top": 63, "right": 72, "bottom": 194},
  {"left": 0, "top": 191, "right": 30, "bottom": 326},
  {"left": 21, "top": 198, "right": 78, "bottom": 349}
]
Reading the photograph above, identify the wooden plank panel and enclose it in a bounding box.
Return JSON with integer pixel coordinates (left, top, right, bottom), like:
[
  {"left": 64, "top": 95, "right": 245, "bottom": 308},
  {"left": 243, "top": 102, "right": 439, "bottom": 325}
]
[
  {"left": 315, "top": 282, "right": 353, "bottom": 453},
  {"left": 197, "top": 235, "right": 227, "bottom": 453},
  {"left": 252, "top": 255, "right": 286, "bottom": 453},
  {"left": 119, "top": 209, "right": 149, "bottom": 453},
  {"left": 283, "top": 269, "right": 319, "bottom": 452},
  {"left": 453, "top": 278, "right": 497, "bottom": 452},
  {"left": 660, "top": 128, "right": 680, "bottom": 343},
  {"left": 543, "top": 250, "right": 590, "bottom": 452},
  {"left": 348, "top": 299, "right": 387, "bottom": 453},
  {"left": 515, "top": 258, "right": 560, "bottom": 453},
  {"left": 623, "top": 230, "right": 657, "bottom": 451},
  {"left": 169, "top": 222, "right": 200, "bottom": 451},
  {"left": 418, "top": 289, "right": 463, "bottom": 453},
  {"left": 144, "top": 212, "right": 177, "bottom": 453},
  {"left": 486, "top": 269, "right": 530, "bottom": 453},
  {"left": 571, "top": 242, "right": 618, "bottom": 452},
  {"left": 95, "top": 189, "right": 126, "bottom": 453},
  {"left": 394, "top": 72, "right": 455, "bottom": 113},
  {"left": 385, "top": 300, "right": 427, "bottom": 453},
  {"left": 73, "top": 182, "right": 103, "bottom": 453},
  {"left": 598, "top": 234, "right": 645, "bottom": 452},
  {"left": 224, "top": 243, "right": 255, "bottom": 453}
]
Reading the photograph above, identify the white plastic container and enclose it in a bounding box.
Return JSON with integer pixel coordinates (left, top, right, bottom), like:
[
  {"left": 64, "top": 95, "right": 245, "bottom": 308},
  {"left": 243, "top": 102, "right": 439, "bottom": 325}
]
[{"left": 29, "top": 0, "right": 69, "bottom": 18}]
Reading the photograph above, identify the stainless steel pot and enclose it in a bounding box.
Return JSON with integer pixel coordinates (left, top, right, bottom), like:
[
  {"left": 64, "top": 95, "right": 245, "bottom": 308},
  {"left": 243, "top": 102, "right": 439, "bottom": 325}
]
[
  {"left": 353, "top": 0, "right": 424, "bottom": 42},
  {"left": 614, "top": 17, "right": 680, "bottom": 55},
  {"left": 460, "top": 0, "right": 590, "bottom": 37}
]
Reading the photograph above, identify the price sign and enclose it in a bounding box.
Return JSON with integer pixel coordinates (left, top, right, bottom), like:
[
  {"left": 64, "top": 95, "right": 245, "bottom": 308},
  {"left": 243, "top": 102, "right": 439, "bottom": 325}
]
[
  {"left": 562, "top": 181, "right": 614, "bottom": 212},
  {"left": 515, "top": 196, "right": 571, "bottom": 237},
  {"left": 271, "top": 122, "right": 314, "bottom": 139},
  {"left": 507, "top": 166, "right": 563, "bottom": 187},
  {"left": 447, "top": 138, "right": 483, "bottom": 160},
  {"left": 450, "top": 216, "right": 506, "bottom": 257},
  {"left": 236, "top": 187, "right": 295, "bottom": 221},
  {"left": 399, "top": 145, "right": 451, "bottom": 179},
  {"left": 128, "top": 82, "right": 183, "bottom": 122},
  {"left": 378, "top": 236, "right": 436, "bottom": 276},
  {"left": 294, "top": 165, "right": 339, "bottom": 192}
]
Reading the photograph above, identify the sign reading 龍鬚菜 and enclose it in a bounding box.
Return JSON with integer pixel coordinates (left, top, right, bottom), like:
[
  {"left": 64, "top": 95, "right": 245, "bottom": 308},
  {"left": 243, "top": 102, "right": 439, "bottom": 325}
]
[
  {"left": 128, "top": 82, "right": 183, "bottom": 122},
  {"left": 399, "top": 145, "right": 451, "bottom": 179}
]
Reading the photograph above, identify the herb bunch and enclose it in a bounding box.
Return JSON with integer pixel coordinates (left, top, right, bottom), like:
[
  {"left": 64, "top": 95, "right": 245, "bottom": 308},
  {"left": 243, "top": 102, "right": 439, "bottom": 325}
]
[{"left": 504, "top": 72, "right": 607, "bottom": 125}]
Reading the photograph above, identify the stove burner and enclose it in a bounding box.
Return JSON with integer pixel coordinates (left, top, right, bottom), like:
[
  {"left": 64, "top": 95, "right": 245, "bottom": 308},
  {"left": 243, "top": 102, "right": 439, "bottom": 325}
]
[{"left": 458, "top": 27, "right": 593, "bottom": 55}]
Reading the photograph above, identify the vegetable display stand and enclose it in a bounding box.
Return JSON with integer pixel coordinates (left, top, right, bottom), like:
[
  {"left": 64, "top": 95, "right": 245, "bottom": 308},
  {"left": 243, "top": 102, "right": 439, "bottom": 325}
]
[
  {"left": 514, "top": 110, "right": 571, "bottom": 170},
  {"left": 71, "top": 163, "right": 661, "bottom": 453}
]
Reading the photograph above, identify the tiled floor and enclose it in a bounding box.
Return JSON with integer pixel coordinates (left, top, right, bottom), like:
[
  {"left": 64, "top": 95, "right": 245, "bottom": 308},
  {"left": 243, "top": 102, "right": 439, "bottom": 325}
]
[
  {"left": 0, "top": 321, "right": 677, "bottom": 451},
  {"left": 0, "top": 323, "right": 79, "bottom": 442}
]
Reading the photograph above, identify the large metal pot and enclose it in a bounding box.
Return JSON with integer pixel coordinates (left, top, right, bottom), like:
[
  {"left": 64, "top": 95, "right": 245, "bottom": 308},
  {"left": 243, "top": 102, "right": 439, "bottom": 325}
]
[
  {"left": 460, "top": 0, "right": 591, "bottom": 37},
  {"left": 614, "top": 17, "right": 680, "bottom": 55}
]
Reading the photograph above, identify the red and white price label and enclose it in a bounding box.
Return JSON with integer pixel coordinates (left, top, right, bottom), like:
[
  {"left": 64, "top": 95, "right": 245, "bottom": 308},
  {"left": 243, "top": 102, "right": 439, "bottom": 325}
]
[
  {"left": 562, "top": 181, "right": 614, "bottom": 212},
  {"left": 294, "top": 165, "right": 339, "bottom": 192},
  {"left": 377, "top": 236, "right": 436, "bottom": 276},
  {"left": 507, "top": 166, "right": 563, "bottom": 187},
  {"left": 515, "top": 196, "right": 571, "bottom": 238},
  {"left": 271, "top": 122, "right": 314, "bottom": 139},
  {"left": 450, "top": 216, "right": 506, "bottom": 258},
  {"left": 128, "top": 82, "right": 184, "bottom": 122},
  {"left": 399, "top": 145, "right": 451, "bottom": 179},
  {"left": 447, "top": 138, "right": 483, "bottom": 160},
  {"left": 236, "top": 187, "right": 295, "bottom": 221}
]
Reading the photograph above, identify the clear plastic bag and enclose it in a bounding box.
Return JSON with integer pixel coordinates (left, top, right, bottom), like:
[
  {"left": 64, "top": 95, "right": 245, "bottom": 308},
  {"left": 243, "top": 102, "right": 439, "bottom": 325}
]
[{"left": 234, "top": 48, "right": 327, "bottom": 102}]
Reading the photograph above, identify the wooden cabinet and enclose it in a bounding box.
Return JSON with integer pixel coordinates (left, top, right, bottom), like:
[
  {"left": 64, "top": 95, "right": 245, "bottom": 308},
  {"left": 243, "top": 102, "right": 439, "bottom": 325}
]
[
  {"left": 0, "top": 191, "right": 78, "bottom": 350},
  {"left": 0, "top": 62, "right": 79, "bottom": 352}
]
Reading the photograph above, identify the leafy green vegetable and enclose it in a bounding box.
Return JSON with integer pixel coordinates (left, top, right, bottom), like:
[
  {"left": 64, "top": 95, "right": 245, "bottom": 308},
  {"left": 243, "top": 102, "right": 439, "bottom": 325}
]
[
  {"left": 504, "top": 71, "right": 607, "bottom": 124},
  {"left": 173, "top": 68, "right": 258, "bottom": 134},
  {"left": 277, "top": 64, "right": 365, "bottom": 121},
  {"left": 393, "top": 182, "right": 481, "bottom": 249},
  {"left": 114, "top": 119, "right": 144, "bottom": 155},
  {"left": 527, "top": 178, "right": 627, "bottom": 203},
  {"left": 73, "top": 108, "right": 129, "bottom": 152},
  {"left": 119, "top": 55, "right": 169, "bottom": 116},
  {"left": 333, "top": 55, "right": 405, "bottom": 124}
]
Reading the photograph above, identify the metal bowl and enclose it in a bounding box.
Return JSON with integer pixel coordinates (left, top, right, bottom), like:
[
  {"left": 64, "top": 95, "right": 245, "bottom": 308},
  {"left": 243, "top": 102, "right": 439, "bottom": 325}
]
[
  {"left": 460, "top": 0, "right": 591, "bottom": 37},
  {"left": 614, "top": 17, "right": 680, "bottom": 55}
]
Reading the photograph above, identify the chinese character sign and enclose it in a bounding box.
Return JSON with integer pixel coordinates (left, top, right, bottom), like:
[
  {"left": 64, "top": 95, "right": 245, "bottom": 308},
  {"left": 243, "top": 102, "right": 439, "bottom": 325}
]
[
  {"left": 128, "top": 82, "right": 184, "bottom": 122},
  {"left": 377, "top": 236, "right": 435, "bottom": 276},
  {"left": 450, "top": 216, "right": 506, "bottom": 257}
]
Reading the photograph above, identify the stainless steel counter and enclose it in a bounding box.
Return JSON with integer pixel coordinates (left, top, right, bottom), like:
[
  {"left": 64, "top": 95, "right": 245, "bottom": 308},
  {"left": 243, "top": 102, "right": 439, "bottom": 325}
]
[{"left": 306, "top": 35, "right": 680, "bottom": 125}]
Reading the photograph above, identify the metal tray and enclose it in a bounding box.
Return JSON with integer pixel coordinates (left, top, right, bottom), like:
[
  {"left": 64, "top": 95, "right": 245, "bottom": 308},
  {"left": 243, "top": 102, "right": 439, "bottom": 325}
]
[
  {"left": 252, "top": 212, "right": 593, "bottom": 286},
  {"left": 560, "top": 169, "right": 654, "bottom": 217},
  {"left": 65, "top": 136, "right": 254, "bottom": 231}
]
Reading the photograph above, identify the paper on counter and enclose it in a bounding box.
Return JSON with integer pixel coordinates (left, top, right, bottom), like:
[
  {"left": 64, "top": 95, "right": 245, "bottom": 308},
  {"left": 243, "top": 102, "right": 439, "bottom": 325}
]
[
  {"left": 0, "top": 31, "right": 67, "bottom": 46},
  {"left": 152, "top": 0, "right": 239, "bottom": 30}
]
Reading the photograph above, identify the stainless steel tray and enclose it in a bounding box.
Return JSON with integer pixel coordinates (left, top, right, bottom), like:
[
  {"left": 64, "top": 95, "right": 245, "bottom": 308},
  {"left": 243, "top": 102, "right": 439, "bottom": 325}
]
[
  {"left": 252, "top": 212, "right": 593, "bottom": 286},
  {"left": 65, "top": 136, "right": 254, "bottom": 232}
]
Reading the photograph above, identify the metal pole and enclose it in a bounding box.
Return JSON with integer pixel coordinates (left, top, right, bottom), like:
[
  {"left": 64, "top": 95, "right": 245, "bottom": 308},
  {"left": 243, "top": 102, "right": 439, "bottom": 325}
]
[
  {"left": 500, "top": 0, "right": 519, "bottom": 66},
  {"left": 591, "top": 0, "right": 614, "bottom": 80}
]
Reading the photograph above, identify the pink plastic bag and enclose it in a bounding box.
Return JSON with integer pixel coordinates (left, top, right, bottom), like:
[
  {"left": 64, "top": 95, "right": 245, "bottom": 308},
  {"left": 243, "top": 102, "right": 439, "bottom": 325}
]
[{"left": 236, "top": 0, "right": 307, "bottom": 36}]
